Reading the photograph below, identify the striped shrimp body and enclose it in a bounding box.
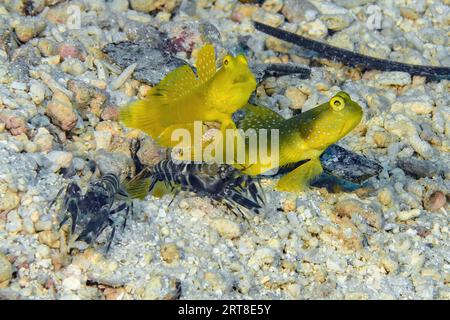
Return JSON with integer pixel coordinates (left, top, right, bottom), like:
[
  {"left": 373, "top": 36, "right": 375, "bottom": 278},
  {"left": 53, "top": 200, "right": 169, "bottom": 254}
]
[
  {"left": 51, "top": 172, "right": 132, "bottom": 252},
  {"left": 128, "top": 160, "right": 265, "bottom": 217}
]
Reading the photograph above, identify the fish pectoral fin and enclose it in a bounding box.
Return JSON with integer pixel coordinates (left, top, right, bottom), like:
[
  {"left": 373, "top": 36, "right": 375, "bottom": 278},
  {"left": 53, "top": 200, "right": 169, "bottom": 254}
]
[
  {"left": 220, "top": 117, "right": 237, "bottom": 132},
  {"left": 123, "top": 177, "right": 171, "bottom": 200},
  {"left": 123, "top": 176, "right": 152, "bottom": 200},
  {"left": 196, "top": 43, "right": 216, "bottom": 84},
  {"left": 152, "top": 181, "right": 173, "bottom": 198},
  {"left": 157, "top": 122, "right": 198, "bottom": 147},
  {"left": 276, "top": 158, "right": 323, "bottom": 193}
]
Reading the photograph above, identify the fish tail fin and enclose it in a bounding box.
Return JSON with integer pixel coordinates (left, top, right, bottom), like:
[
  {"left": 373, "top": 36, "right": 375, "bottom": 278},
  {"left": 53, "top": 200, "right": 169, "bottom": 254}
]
[
  {"left": 119, "top": 44, "right": 218, "bottom": 146},
  {"left": 119, "top": 99, "right": 171, "bottom": 142},
  {"left": 276, "top": 158, "right": 323, "bottom": 193},
  {"left": 119, "top": 62, "right": 203, "bottom": 147}
]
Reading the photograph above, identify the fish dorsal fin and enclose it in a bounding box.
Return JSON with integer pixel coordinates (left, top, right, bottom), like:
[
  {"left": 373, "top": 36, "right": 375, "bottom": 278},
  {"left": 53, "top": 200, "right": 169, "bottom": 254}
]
[
  {"left": 149, "top": 65, "right": 198, "bottom": 103},
  {"left": 233, "top": 104, "right": 285, "bottom": 131},
  {"left": 196, "top": 43, "right": 216, "bottom": 84},
  {"left": 148, "top": 44, "right": 216, "bottom": 102}
]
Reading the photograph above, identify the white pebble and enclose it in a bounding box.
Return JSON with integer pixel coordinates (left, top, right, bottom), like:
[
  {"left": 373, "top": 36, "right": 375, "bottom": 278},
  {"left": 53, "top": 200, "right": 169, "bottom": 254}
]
[
  {"left": 249, "top": 247, "right": 277, "bottom": 269},
  {"left": 397, "top": 209, "right": 421, "bottom": 221},
  {"left": 11, "top": 81, "right": 28, "bottom": 91},
  {"left": 61, "top": 58, "right": 87, "bottom": 76},
  {"left": 94, "top": 59, "right": 107, "bottom": 80},
  {"left": 38, "top": 71, "right": 73, "bottom": 99},
  {"left": 385, "top": 115, "right": 434, "bottom": 159},
  {"left": 62, "top": 276, "right": 81, "bottom": 291},
  {"left": 326, "top": 257, "right": 347, "bottom": 273},
  {"left": 111, "top": 0, "right": 129, "bottom": 12},
  {"left": 50, "top": 27, "right": 64, "bottom": 42},
  {"left": 36, "top": 244, "right": 51, "bottom": 259},
  {"left": 110, "top": 63, "right": 137, "bottom": 90},
  {"left": 29, "top": 81, "right": 46, "bottom": 105},
  {"left": 46, "top": 151, "right": 73, "bottom": 172},
  {"left": 94, "top": 131, "right": 112, "bottom": 150},
  {"left": 391, "top": 96, "right": 434, "bottom": 115},
  {"left": 375, "top": 72, "right": 411, "bottom": 86},
  {"left": 211, "top": 218, "right": 241, "bottom": 239}
]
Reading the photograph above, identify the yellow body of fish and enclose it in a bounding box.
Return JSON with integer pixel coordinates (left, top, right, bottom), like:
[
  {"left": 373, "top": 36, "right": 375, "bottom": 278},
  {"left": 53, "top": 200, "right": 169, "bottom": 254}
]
[
  {"left": 119, "top": 44, "right": 257, "bottom": 147},
  {"left": 229, "top": 91, "right": 363, "bottom": 193}
]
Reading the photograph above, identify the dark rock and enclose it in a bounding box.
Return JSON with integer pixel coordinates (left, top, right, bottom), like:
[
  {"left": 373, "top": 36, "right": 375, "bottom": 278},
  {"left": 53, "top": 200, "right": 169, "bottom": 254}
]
[
  {"left": 310, "top": 173, "right": 361, "bottom": 192},
  {"left": 320, "top": 144, "right": 383, "bottom": 183},
  {"left": 253, "top": 144, "right": 381, "bottom": 185},
  {"left": 397, "top": 158, "right": 439, "bottom": 179},
  {"left": 102, "top": 40, "right": 186, "bottom": 86}
]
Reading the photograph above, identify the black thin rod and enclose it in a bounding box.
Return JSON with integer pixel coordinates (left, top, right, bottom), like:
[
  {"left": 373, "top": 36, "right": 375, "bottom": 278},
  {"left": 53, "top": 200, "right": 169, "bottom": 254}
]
[
  {"left": 254, "top": 21, "right": 450, "bottom": 81},
  {"left": 265, "top": 63, "right": 311, "bottom": 78}
]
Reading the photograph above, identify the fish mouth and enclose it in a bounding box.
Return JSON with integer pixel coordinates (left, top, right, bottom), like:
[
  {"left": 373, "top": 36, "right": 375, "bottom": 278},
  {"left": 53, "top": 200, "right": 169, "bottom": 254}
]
[
  {"left": 232, "top": 73, "right": 255, "bottom": 85},
  {"left": 338, "top": 125, "right": 347, "bottom": 137},
  {"left": 232, "top": 75, "right": 256, "bottom": 88},
  {"left": 232, "top": 77, "right": 248, "bottom": 85},
  {"left": 338, "top": 119, "right": 358, "bottom": 137}
]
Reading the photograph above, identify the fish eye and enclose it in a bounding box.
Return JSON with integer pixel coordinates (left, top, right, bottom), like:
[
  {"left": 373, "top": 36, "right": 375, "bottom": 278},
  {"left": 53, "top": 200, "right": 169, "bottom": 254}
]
[
  {"left": 223, "top": 55, "right": 231, "bottom": 67},
  {"left": 330, "top": 96, "right": 345, "bottom": 111}
]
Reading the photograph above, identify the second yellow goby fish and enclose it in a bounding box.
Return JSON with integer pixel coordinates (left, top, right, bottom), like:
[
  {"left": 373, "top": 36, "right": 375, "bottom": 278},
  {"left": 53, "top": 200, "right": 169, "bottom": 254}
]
[
  {"left": 119, "top": 44, "right": 257, "bottom": 147},
  {"left": 232, "top": 91, "right": 363, "bottom": 193}
]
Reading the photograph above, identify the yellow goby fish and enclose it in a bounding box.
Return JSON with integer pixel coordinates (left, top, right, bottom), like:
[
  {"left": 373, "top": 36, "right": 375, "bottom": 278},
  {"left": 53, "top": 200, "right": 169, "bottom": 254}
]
[
  {"left": 119, "top": 44, "right": 257, "bottom": 147},
  {"left": 230, "top": 91, "right": 363, "bottom": 193}
]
